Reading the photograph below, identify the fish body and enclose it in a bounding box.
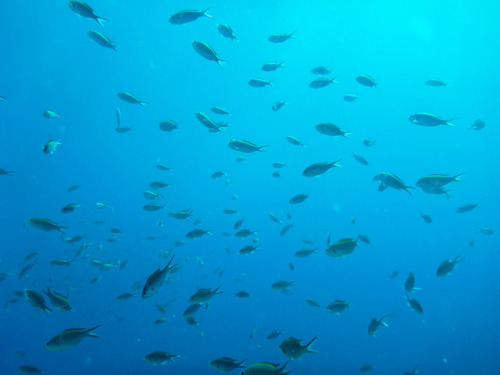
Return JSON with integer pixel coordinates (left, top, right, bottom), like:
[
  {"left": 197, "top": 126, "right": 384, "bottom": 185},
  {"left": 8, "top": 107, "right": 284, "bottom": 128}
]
[
  {"left": 229, "top": 139, "right": 266, "bottom": 153},
  {"left": 425, "top": 79, "right": 447, "bottom": 86},
  {"left": 169, "top": 9, "right": 211, "bottom": 24},
  {"left": 360, "top": 364, "right": 375, "bottom": 373},
  {"left": 409, "top": 113, "right": 456, "bottom": 126},
  {"left": 356, "top": 75, "right": 377, "bottom": 87},
  {"left": 189, "top": 286, "right": 223, "bottom": 304},
  {"left": 117, "top": 92, "right": 147, "bottom": 106},
  {"left": 368, "top": 316, "right": 388, "bottom": 336},
  {"left": 42, "top": 110, "right": 60, "bottom": 119},
  {"left": 326, "top": 300, "right": 350, "bottom": 314},
  {"left": 235, "top": 229, "right": 258, "bottom": 238},
  {"left": 44, "top": 288, "right": 72, "bottom": 311},
  {"left": 279, "top": 336, "right": 317, "bottom": 359},
  {"left": 143, "top": 203, "right": 164, "bottom": 212},
  {"left": 416, "top": 173, "right": 464, "bottom": 189},
  {"left": 456, "top": 203, "right": 479, "bottom": 213},
  {"left": 248, "top": 78, "right": 273, "bottom": 87},
  {"left": 280, "top": 223, "right": 294, "bottom": 236},
  {"left": 61, "top": 203, "right": 80, "bottom": 213},
  {"left": 192, "top": 41, "right": 225, "bottom": 67},
  {"left": 0, "top": 168, "right": 14, "bottom": 176},
  {"left": 404, "top": 272, "right": 416, "bottom": 292},
  {"left": 45, "top": 325, "right": 101, "bottom": 351},
  {"left": 311, "top": 66, "right": 331, "bottom": 75},
  {"left": 18, "top": 365, "right": 46, "bottom": 374},
  {"left": 186, "top": 229, "right": 211, "bottom": 239},
  {"left": 242, "top": 362, "right": 290, "bottom": 375},
  {"left": 420, "top": 213, "right": 432, "bottom": 223},
  {"left": 268, "top": 32, "right": 295, "bottom": 43},
  {"left": 144, "top": 351, "right": 179, "bottom": 365},
  {"left": 309, "top": 77, "right": 337, "bottom": 88},
  {"left": 196, "top": 112, "right": 227, "bottom": 132},
  {"left": 289, "top": 193, "right": 308, "bottom": 204},
  {"left": 373, "top": 172, "right": 414, "bottom": 195},
  {"left": 43, "top": 139, "right": 61, "bottom": 154},
  {"left": 353, "top": 153, "right": 368, "bottom": 165},
  {"left": 469, "top": 118, "right": 486, "bottom": 130},
  {"left": 271, "top": 280, "right": 294, "bottom": 290},
  {"left": 406, "top": 294, "right": 424, "bottom": 314},
  {"left": 25, "top": 289, "right": 52, "bottom": 312},
  {"left": 28, "top": 218, "right": 67, "bottom": 232},
  {"left": 315, "top": 123, "right": 349, "bottom": 137},
  {"left": 272, "top": 100, "right": 287, "bottom": 112},
  {"left": 239, "top": 245, "right": 260, "bottom": 255},
  {"left": 217, "top": 24, "right": 237, "bottom": 40},
  {"left": 326, "top": 237, "right": 357, "bottom": 257},
  {"left": 210, "top": 357, "right": 245, "bottom": 371},
  {"left": 262, "top": 62, "right": 284, "bottom": 71},
  {"left": 159, "top": 120, "right": 178, "bottom": 131},
  {"left": 285, "top": 136, "right": 304, "bottom": 146},
  {"left": 211, "top": 106, "right": 231, "bottom": 115},
  {"left": 344, "top": 93, "right": 358, "bottom": 101},
  {"left": 436, "top": 255, "right": 463, "bottom": 277},
  {"left": 68, "top": 1, "right": 107, "bottom": 26},
  {"left": 87, "top": 30, "right": 116, "bottom": 50},
  {"left": 169, "top": 209, "right": 192, "bottom": 219},
  {"left": 142, "top": 256, "right": 177, "bottom": 298},
  {"left": 302, "top": 160, "right": 341, "bottom": 177},
  {"left": 294, "top": 248, "right": 317, "bottom": 258}
]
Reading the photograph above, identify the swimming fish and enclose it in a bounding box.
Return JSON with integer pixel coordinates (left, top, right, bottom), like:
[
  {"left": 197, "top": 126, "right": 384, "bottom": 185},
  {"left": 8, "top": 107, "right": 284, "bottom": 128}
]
[
  {"left": 68, "top": 1, "right": 107, "bottom": 26},
  {"left": 356, "top": 75, "right": 377, "bottom": 87},
  {"left": 117, "top": 92, "right": 148, "bottom": 106},
  {"left": 144, "top": 351, "right": 179, "bottom": 365},
  {"left": 25, "top": 289, "right": 52, "bottom": 313},
  {"left": 43, "top": 139, "right": 61, "bottom": 154},
  {"left": 87, "top": 30, "right": 116, "bottom": 51},
  {"left": 192, "top": 41, "right": 226, "bottom": 68},
  {"left": 315, "top": 123, "right": 350, "bottom": 137},
  {"left": 436, "top": 255, "right": 463, "bottom": 277},
  {"left": 373, "top": 173, "right": 414, "bottom": 195},
  {"left": 409, "top": 113, "right": 457, "bottom": 127},
  {"left": 326, "top": 237, "right": 358, "bottom": 257},
  {"left": 142, "top": 256, "right": 177, "bottom": 298},
  {"left": 45, "top": 325, "right": 101, "bottom": 351},
  {"left": 268, "top": 32, "right": 295, "bottom": 43},
  {"left": 302, "top": 161, "right": 341, "bottom": 177},
  {"left": 279, "top": 336, "right": 317, "bottom": 359},
  {"left": 367, "top": 316, "right": 388, "bottom": 336},
  {"left": 229, "top": 139, "right": 267, "bottom": 153},
  {"left": 169, "top": 9, "right": 211, "bottom": 24},
  {"left": 210, "top": 357, "right": 245, "bottom": 372},
  {"left": 28, "top": 218, "right": 67, "bottom": 232}
]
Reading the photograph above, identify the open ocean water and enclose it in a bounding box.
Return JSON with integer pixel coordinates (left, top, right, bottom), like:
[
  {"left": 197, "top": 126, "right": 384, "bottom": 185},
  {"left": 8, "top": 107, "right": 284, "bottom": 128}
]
[{"left": 1, "top": 1, "right": 499, "bottom": 374}]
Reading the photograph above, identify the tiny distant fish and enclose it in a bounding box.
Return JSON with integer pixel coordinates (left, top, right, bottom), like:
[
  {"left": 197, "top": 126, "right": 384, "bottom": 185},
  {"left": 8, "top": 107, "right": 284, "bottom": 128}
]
[
  {"left": 285, "top": 135, "right": 305, "bottom": 146},
  {"left": 368, "top": 316, "right": 388, "bottom": 336},
  {"left": 356, "top": 75, "right": 377, "bottom": 87},
  {"left": 469, "top": 119, "right": 486, "bottom": 130},
  {"left": 192, "top": 41, "right": 226, "bottom": 68},
  {"left": 280, "top": 223, "right": 294, "bottom": 236},
  {"left": 302, "top": 161, "right": 341, "bottom": 177},
  {"left": 315, "top": 123, "right": 350, "bottom": 137},
  {"left": 456, "top": 203, "right": 479, "bottom": 214},
  {"left": 211, "top": 106, "right": 231, "bottom": 115},
  {"left": 352, "top": 153, "right": 368, "bottom": 166},
  {"left": 311, "top": 66, "right": 331, "bottom": 75},
  {"left": 343, "top": 93, "right": 358, "bottom": 102},
  {"left": 67, "top": 184, "right": 81, "bottom": 192},
  {"left": 68, "top": 1, "right": 107, "bottom": 27},
  {"left": 363, "top": 138, "right": 376, "bottom": 147},
  {"left": 268, "top": 32, "right": 296, "bottom": 43},
  {"left": 18, "top": 365, "right": 46, "bottom": 374},
  {"left": 309, "top": 77, "right": 337, "bottom": 88},
  {"left": 248, "top": 78, "right": 272, "bottom": 87},
  {"left": 289, "top": 193, "right": 308, "bottom": 204},
  {"left": 43, "top": 110, "right": 60, "bottom": 119},
  {"left": 0, "top": 168, "right": 14, "bottom": 176},
  {"left": 144, "top": 351, "right": 180, "bottom": 366},
  {"left": 159, "top": 120, "right": 178, "bottom": 132},
  {"left": 273, "top": 162, "right": 287, "bottom": 168},
  {"left": 217, "top": 24, "right": 237, "bottom": 40},
  {"left": 262, "top": 62, "right": 285, "bottom": 71},
  {"left": 406, "top": 294, "right": 424, "bottom": 314},
  {"left": 425, "top": 79, "right": 447, "bottom": 87},
  {"left": 229, "top": 139, "right": 267, "bottom": 153},
  {"left": 117, "top": 92, "right": 148, "bottom": 106},
  {"left": 272, "top": 100, "right": 288, "bottom": 112},
  {"left": 142, "top": 256, "right": 177, "bottom": 298},
  {"left": 87, "top": 30, "right": 117, "bottom": 51},
  {"left": 43, "top": 139, "right": 61, "bottom": 154},
  {"left": 420, "top": 212, "right": 432, "bottom": 223},
  {"left": 169, "top": 9, "right": 211, "bottom": 25}
]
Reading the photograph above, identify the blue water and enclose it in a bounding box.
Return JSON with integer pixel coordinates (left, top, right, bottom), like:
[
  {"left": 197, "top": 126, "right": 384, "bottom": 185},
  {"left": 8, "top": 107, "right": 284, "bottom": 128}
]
[{"left": 1, "top": 0, "right": 499, "bottom": 374}]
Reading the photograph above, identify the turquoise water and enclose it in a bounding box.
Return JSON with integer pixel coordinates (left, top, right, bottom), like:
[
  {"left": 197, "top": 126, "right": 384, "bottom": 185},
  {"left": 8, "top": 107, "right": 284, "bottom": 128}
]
[{"left": 1, "top": 1, "right": 499, "bottom": 374}]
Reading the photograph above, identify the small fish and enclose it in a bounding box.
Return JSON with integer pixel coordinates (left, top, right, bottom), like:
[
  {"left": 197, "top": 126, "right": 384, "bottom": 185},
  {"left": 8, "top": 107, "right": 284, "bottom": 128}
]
[
  {"left": 353, "top": 153, "right": 368, "bottom": 166},
  {"left": 436, "top": 255, "right": 463, "bottom": 277},
  {"left": 28, "top": 218, "right": 67, "bottom": 232},
  {"left": 156, "top": 163, "right": 172, "bottom": 171},
  {"left": 326, "top": 300, "right": 350, "bottom": 314},
  {"left": 469, "top": 119, "right": 486, "bottom": 130},
  {"left": 356, "top": 75, "right": 377, "bottom": 87},
  {"left": 42, "top": 110, "right": 60, "bottom": 119},
  {"left": 235, "top": 229, "right": 258, "bottom": 238},
  {"left": 262, "top": 61, "right": 285, "bottom": 71},
  {"left": 143, "top": 203, "right": 164, "bottom": 212},
  {"left": 61, "top": 203, "right": 80, "bottom": 213},
  {"left": 368, "top": 316, "right": 388, "bottom": 336},
  {"left": 159, "top": 120, "right": 178, "bottom": 132},
  {"left": 44, "top": 288, "right": 72, "bottom": 312},
  {"left": 272, "top": 100, "right": 288, "bottom": 112},
  {"left": 280, "top": 223, "right": 295, "bottom": 237},
  {"left": 189, "top": 286, "right": 223, "bottom": 305},
  {"left": 117, "top": 92, "right": 148, "bottom": 106},
  {"left": 309, "top": 77, "right": 337, "bottom": 88},
  {"left": 169, "top": 9, "right": 211, "bottom": 25},
  {"left": 144, "top": 351, "right": 179, "bottom": 365},
  {"left": 235, "top": 290, "right": 250, "bottom": 298},
  {"left": 285, "top": 135, "right": 305, "bottom": 146},
  {"left": 409, "top": 113, "right": 457, "bottom": 127},
  {"left": 142, "top": 256, "right": 177, "bottom": 298},
  {"left": 420, "top": 212, "right": 432, "bottom": 223},
  {"left": 425, "top": 79, "right": 447, "bottom": 87},
  {"left": 271, "top": 280, "right": 295, "bottom": 290},
  {"left": 311, "top": 66, "right": 331, "bottom": 75},
  {"left": 404, "top": 272, "right": 417, "bottom": 292},
  {"left": 25, "top": 289, "right": 52, "bottom": 313},
  {"left": 87, "top": 30, "right": 116, "bottom": 51},
  {"left": 18, "top": 261, "right": 37, "bottom": 279},
  {"left": 478, "top": 227, "right": 493, "bottom": 235},
  {"left": 267, "top": 329, "right": 284, "bottom": 340},
  {"left": 273, "top": 162, "right": 287, "bottom": 168},
  {"left": 248, "top": 78, "right": 273, "bottom": 87},
  {"left": 217, "top": 24, "right": 237, "bottom": 40},
  {"left": 67, "top": 184, "right": 81, "bottom": 192},
  {"left": 196, "top": 112, "right": 227, "bottom": 132},
  {"left": 211, "top": 106, "right": 231, "bottom": 115},
  {"left": 406, "top": 294, "right": 424, "bottom": 314},
  {"left": 360, "top": 364, "right": 375, "bottom": 373},
  {"left": 242, "top": 362, "right": 289, "bottom": 375},
  {"left": 233, "top": 219, "right": 245, "bottom": 230},
  {"left": 186, "top": 229, "right": 211, "bottom": 239},
  {"left": 239, "top": 245, "right": 260, "bottom": 255},
  {"left": 289, "top": 193, "right": 308, "bottom": 204},
  {"left": 344, "top": 93, "right": 358, "bottom": 102},
  {"left": 326, "top": 237, "right": 358, "bottom": 257},
  {"left": 18, "top": 365, "right": 46, "bottom": 374},
  {"left": 210, "top": 358, "right": 246, "bottom": 372},
  {"left": 416, "top": 173, "right": 464, "bottom": 189},
  {"left": 373, "top": 173, "right": 414, "bottom": 195},
  {"left": 279, "top": 336, "right": 317, "bottom": 359},
  {"left": 50, "top": 258, "right": 74, "bottom": 267},
  {"left": 295, "top": 248, "right": 317, "bottom": 258},
  {"left": 306, "top": 298, "right": 320, "bottom": 308},
  {"left": 43, "top": 139, "right": 61, "bottom": 154},
  {"left": 268, "top": 213, "right": 281, "bottom": 223},
  {"left": 229, "top": 139, "right": 267, "bottom": 153},
  {"left": 363, "top": 138, "right": 376, "bottom": 147},
  {"left": 96, "top": 202, "right": 114, "bottom": 212},
  {"left": 315, "top": 123, "right": 350, "bottom": 137},
  {"left": 357, "top": 234, "right": 370, "bottom": 244},
  {"left": 192, "top": 41, "right": 226, "bottom": 68},
  {"left": 0, "top": 167, "right": 14, "bottom": 176},
  {"left": 150, "top": 181, "right": 170, "bottom": 190},
  {"left": 68, "top": 1, "right": 107, "bottom": 26},
  {"left": 302, "top": 161, "right": 341, "bottom": 177},
  {"left": 268, "top": 32, "right": 296, "bottom": 43},
  {"left": 45, "top": 325, "right": 102, "bottom": 351},
  {"left": 116, "top": 292, "right": 137, "bottom": 301}
]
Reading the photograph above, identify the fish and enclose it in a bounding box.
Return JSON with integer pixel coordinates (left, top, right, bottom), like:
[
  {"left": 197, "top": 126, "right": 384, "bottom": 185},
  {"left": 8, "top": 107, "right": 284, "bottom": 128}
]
[
  {"left": 357, "top": 234, "right": 370, "bottom": 244},
  {"left": 87, "top": 30, "right": 116, "bottom": 51},
  {"left": 68, "top": 1, "right": 107, "bottom": 26},
  {"left": 159, "top": 120, "right": 178, "bottom": 132},
  {"left": 268, "top": 32, "right": 296, "bottom": 43},
  {"left": 50, "top": 258, "right": 73, "bottom": 267},
  {"left": 239, "top": 245, "right": 260, "bottom": 255},
  {"left": 294, "top": 248, "right": 318, "bottom": 258},
  {"left": 156, "top": 163, "right": 172, "bottom": 171},
  {"left": 363, "top": 138, "right": 376, "bottom": 147},
  {"left": 309, "top": 77, "right": 337, "bottom": 88},
  {"left": 18, "top": 261, "right": 37, "bottom": 279},
  {"left": 143, "top": 190, "right": 164, "bottom": 200},
  {"left": 168, "top": 209, "right": 193, "bottom": 219},
  {"left": 210, "top": 357, "right": 246, "bottom": 371},
  {"left": 186, "top": 229, "right": 211, "bottom": 239},
  {"left": 18, "top": 365, "right": 46, "bottom": 374},
  {"left": 229, "top": 139, "right": 267, "bottom": 153},
  {"left": 343, "top": 93, "right": 358, "bottom": 101},
  {"left": 404, "top": 272, "right": 417, "bottom": 292},
  {"left": 373, "top": 173, "right": 414, "bottom": 195},
  {"left": 272, "top": 100, "right": 288, "bottom": 112},
  {"left": 42, "top": 110, "right": 60, "bottom": 119},
  {"left": 267, "top": 329, "right": 284, "bottom": 340},
  {"left": 368, "top": 316, "right": 388, "bottom": 336},
  {"left": 28, "top": 218, "right": 67, "bottom": 232},
  {"left": 235, "top": 229, "right": 258, "bottom": 238},
  {"left": 45, "top": 325, "right": 101, "bottom": 351},
  {"left": 235, "top": 291, "right": 250, "bottom": 298},
  {"left": 285, "top": 136, "right": 305, "bottom": 146},
  {"left": 420, "top": 185, "right": 451, "bottom": 199},
  {"left": 117, "top": 92, "right": 148, "bottom": 106},
  {"left": 403, "top": 365, "right": 419, "bottom": 375},
  {"left": 192, "top": 41, "right": 226, "bottom": 68},
  {"left": 406, "top": 294, "right": 424, "bottom": 314},
  {"left": 315, "top": 123, "right": 350, "bottom": 137},
  {"left": 217, "top": 24, "right": 237, "bottom": 40},
  {"left": 306, "top": 299, "right": 320, "bottom": 308},
  {"left": 142, "top": 203, "right": 164, "bottom": 212},
  {"left": 268, "top": 213, "right": 281, "bottom": 223},
  {"left": 42, "top": 139, "right": 61, "bottom": 154},
  {"left": 279, "top": 336, "right": 317, "bottom": 359},
  {"left": 234, "top": 219, "right": 245, "bottom": 229},
  {"left": 409, "top": 113, "right": 457, "bottom": 127},
  {"left": 425, "top": 79, "right": 447, "bottom": 87},
  {"left": 196, "top": 112, "right": 227, "bottom": 132},
  {"left": 262, "top": 61, "right": 285, "bottom": 71},
  {"left": 211, "top": 106, "right": 231, "bottom": 115},
  {"left": 353, "top": 153, "right": 368, "bottom": 166},
  {"left": 326, "top": 300, "right": 350, "bottom": 314},
  {"left": 416, "top": 173, "right": 464, "bottom": 189},
  {"left": 356, "top": 75, "right": 377, "bottom": 87},
  {"left": 311, "top": 66, "right": 331, "bottom": 75},
  {"left": 360, "top": 364, "right": 375, "bottom": 373},
  {"left": 289, "top": 193, "right": 308, "bottom": 204},
  {"left": 271, "top": 280, "right": 295, "bottom": 290},
  {"left": 478, "top": 227, "right": 493, "bottom": 235},
  {"left": 326, "top": 237, "right": 358, "bottom": 257},
  {"left": 169, "top": 9, "right": 211, "bottom": 24},
  {"left": 280, "top": 223, "right": 295, "bottom": 237},
  {"left": 273, "top": 162, "right": 287, "bottom": 168},
  {"left": 420, "top": 212, "right": 432, "bottom": 223},
  {"left": 44, "top": 288, "right": 72, "bottom": 312},
  {"left": 242, "top": 361, "right": 290, "bottom": 375},
  {"left": 469, "top": 119, "right": 486, "bottom": 130},
  {"left": 142, "top": 256, "right": 177, "bottom": 298},
  {"left": 144, "top": 351, "right": 179, "bottom": 365},
  {"left": 248, "top": 78, "right": 273, "bottom": 87},
  {"left": 436, "top": 255, "right": 463, "bottom": 277},
  {"left": 116, "top": 292, "right": 137, "bottom": 301},
  {"left": 189, "top": 286, "right": 223, "bottom": 304},
  {"left": 67, "top": 184, "right": 81, "bottom": 192},
  {"left": 25, "top": 289, "right": 52, "bottom": 313},
  {"left": 61, "top": 203, "right": 80, "bottom": 213},
  {"left": 150, "top": 181, "right": 170, "bottom": 190},
  {"left": 302, "top": 161, "right": 341, "bottom": 177},
  {"left": 0, "top": 168, "right": 14, "bottom": 176}
]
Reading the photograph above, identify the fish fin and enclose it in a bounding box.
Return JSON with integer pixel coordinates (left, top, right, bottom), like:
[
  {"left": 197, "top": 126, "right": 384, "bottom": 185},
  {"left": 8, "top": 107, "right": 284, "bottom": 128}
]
[
  {"left": 202, "top": 8, "right": 213, "bottom": 18},
  {"left": 86, "top": 324, "right": 102, "bottom": 337},
  {"left": 452, "top": 173, "right": 465, "bottom": 182},
  {"left": 444, "top": 118, "right": 459, "bottom": 126},
  {"left": 378, "top": 183, "right": 387, "bottom": 192},
  {"left": 96, "top": 16, "right": 108, "bottom": 27},
  {"left": 306, "top": 335, "right": 318, "bottom": 349}
]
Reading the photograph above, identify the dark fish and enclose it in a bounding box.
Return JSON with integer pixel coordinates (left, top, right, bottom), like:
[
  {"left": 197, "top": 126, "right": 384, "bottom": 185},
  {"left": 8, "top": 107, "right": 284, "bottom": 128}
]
[
  {"left": 117, "top": 92, "right": 148, "bottom": 106},
  {"left": 262, "top": 62, "right": 284, "bottom": 71},
  {"left": 356, "top": 75, "right": 377, "bottom": 87},
  {"left": 367, "top": 316, "right": 388, "bottom": 336},
  {"left": 229, "top": 139, "right": 266, "bottom": 153},
  {"left": 268, "top": 32, "right": 295, "bottom": 43},
  {"left": 87, "top": 30, "right": 116, "bottom": 51},
  {"left": 315, "top": 123, "right": 350, "bottom": 137},
  {"left": 169, "top": 9, "right": 211, "bottom": 24},
  {"left": 409, "top": 113, "right": 457, "bottom": 127},
  {"left": 248, "top": 78, "right": 272, "bottom": 87},
  {"left": 272, "top": 100, "right": 288, "bottom": 112},
  {"left": 406, "top": 294, "right": 424, "bottom": 314},
  {"left": 289, "top": 193, "right": 308, "bottom": 204},
  {"left": 159, "top": 120, "right": 178, "bottom": 132},
  {"left": 469, "top": 119, "right": 486, "bottom": 130},
  {"left": 343, "top": 93, "right": 358, "bottom": 102},
  {"left": 217, "top": 24, "right": 237, "bottom": 40},
  {"left": 420, "top": 212, "right": 432, "bottom": 223},
  {"left": 280, "top": 223, "right": 295, "bottom": 236},
  {"left": 311, "top": 66, "right": 331, "bottom": 75},
  {"left": 211, "top": 106, "right": 231, "bottom": 115},
  {"left": 436, "top": 255, "right": 463, "bottom": 277},
  {"left": 309, "top": 77, "right": 337, "bottom": 88},
  {"left": 373, "top": 172, "right": 414, "bottom": 195},
  {"left": 404, "top": 272, "right": 416, "bottom": 292},
  {"left": 68, "top": 1, "right": 107, "bottom": 26},
  {"left": 302, "top": 161, "right": 341, "bottom": 177},
  {"left": 456, "top": 203, "right": 479, "bottom": 214},
  {"left": 192, "top": 41, "right": 226, "bottom": 68},
  {"left": 352, "top": 153, "right": 368, "bottom": 166},
  {"left": 425, "top": 79, "right": 447, "bottom": 87}
]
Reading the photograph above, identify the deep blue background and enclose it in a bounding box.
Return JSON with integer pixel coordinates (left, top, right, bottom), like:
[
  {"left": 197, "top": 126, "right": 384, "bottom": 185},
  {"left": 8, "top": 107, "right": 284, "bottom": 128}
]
[{"left": 1, "top": 1, "right": 499, "bottom": 374}]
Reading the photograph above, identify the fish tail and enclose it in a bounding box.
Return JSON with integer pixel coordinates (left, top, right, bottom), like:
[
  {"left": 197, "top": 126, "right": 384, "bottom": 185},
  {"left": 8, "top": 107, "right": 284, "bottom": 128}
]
[
  {"left": 95, "top": 16, "right": 108, "bottom": 27},
  {"left": 86, "top": 324, "right": 102, "bottom": 337},
  {"left": 452, "top": 173, "right": 465, "bottom": 182},
  {"left": 202, "top": 8, "right": 213, "bottom": 18},
  {"left": 444, "top": 118, "right": 459, "bottom": 126},
  {"left": 306, "top": 335, "right": 318, "bottom": 349}
]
